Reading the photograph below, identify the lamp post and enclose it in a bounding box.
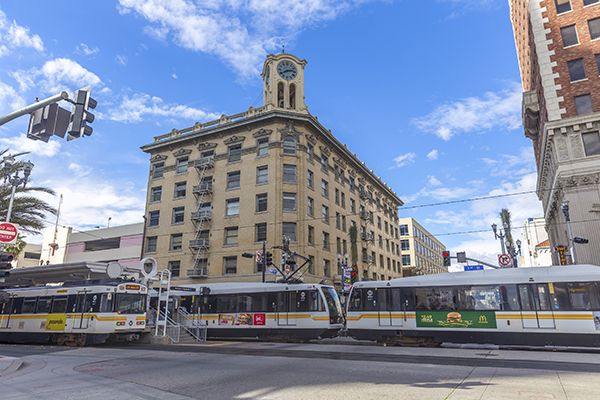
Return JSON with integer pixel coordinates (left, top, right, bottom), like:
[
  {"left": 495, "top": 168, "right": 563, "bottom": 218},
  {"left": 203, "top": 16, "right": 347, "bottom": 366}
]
[
  {"left": 491, "top": 223, "right": 507, "bottom": 256},
  {"left": 561, "top": 201, "right": 577, "bottom": 264},
  {"left": 2, "top": 155, "right": 34, "bottom": 223}
]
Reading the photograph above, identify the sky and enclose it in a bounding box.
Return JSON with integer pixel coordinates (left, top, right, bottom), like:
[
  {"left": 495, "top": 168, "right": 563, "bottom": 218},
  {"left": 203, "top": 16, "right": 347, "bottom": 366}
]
[{"left": 0, "top": 0, "right": 543, "bottom": 266}]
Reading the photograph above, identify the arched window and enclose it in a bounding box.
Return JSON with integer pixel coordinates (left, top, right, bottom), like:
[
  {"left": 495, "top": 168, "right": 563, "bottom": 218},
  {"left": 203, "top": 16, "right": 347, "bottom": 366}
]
[
  {"left": 282, "top": 135, "right": 297, "bottom": 155},
  {"left": 289, "top": 83, "right": 296, "bottom": 109},
  {"left": 277, "top": 82, "right": 284, "bottom": 108}
]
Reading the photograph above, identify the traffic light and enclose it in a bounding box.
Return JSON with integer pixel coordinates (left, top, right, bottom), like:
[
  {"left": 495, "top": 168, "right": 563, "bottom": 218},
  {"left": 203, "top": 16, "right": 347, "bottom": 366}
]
[
  {"left": 0, "top": 252, "right": 13, "bottom": 270},
  {"left": 351, "top": 267, "right": 357, "bottom": 284},
  {"left": 265, "top": 251, "right": 273, "bottom": 266},
  {"left": 443, "top": 251, "right": 451, "bottom": 267},
  {"left": 27, "top": 103, "right": 71, "bottom": 142},
  {"left": 67, "top": 88, "right": 97, "bottom": 141}
]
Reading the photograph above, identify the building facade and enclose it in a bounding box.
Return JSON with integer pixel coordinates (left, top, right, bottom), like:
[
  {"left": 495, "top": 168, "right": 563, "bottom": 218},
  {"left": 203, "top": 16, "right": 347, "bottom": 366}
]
[
  {"left": 509, "top": 0, "right": 600, "bottom": 265},
  {"left": 13, "top": 243, "right": 42, "bottom": 268},
  {"left": 37, "top": 223, "right": 143, "bottom": 268},
  {"left": 140, "top": 53, "right": 404, "bottom": 284},
  {"left": 520, "top": 217, "right": 554, "bottom": 266},
  {"left": 398, "top": 218, "right": 447, "bottom": 276}
]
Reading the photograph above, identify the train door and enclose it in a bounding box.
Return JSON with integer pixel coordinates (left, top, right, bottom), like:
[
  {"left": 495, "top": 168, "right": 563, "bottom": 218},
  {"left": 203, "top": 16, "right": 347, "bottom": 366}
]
[
  {"left": 276, "top": 291, "right": 296, "bottom": 326},
  {"left": 518, "top": 284, "right": 556, "bottom": 329},
  {"left": 377, "top": 288, "right": 392, "bottom": 327},
  {"left": 73, "top": 290, "right": 91, "bottom": 330},
  {"left": 0, "top": 298, "right": 12, "bottom": 329},
  {"left": 390, "top": 288, "right": 414, "bottom": 327}
]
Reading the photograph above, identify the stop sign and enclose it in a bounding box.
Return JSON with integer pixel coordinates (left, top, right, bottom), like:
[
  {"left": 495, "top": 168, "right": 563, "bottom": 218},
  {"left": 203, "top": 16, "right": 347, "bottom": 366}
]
[{"left": 0, "top": 222, "right": 18, "bottom": 244}]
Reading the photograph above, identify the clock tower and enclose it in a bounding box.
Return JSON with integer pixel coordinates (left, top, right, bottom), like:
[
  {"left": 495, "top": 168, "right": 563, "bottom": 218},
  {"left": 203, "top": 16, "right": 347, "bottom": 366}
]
[{"left": 262, "top": 53, "right": 308, "bottom": 113}]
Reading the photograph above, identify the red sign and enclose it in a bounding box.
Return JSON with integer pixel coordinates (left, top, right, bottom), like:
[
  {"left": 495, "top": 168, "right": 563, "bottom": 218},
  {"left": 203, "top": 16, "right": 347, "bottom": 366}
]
[
  {"left": 0, "top": 222, "right": 18, "bottom": 244},
  {"left": 253, "top": 313, "right": 266, "bottom": 326},
  {"left": 498, "top": 254, "right": 512, "bottom": 267}
]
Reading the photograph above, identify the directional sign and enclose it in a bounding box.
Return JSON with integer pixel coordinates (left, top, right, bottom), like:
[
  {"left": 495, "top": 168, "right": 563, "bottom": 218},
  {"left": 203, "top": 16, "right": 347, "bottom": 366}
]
[
  {"left": 268, "top": 267, "right": 278, "bottom": 275},
  {"left": 464, "top": 265, "right": 484, "bottom": 271},
  {"left": 498, "top": 254, "right": 512, "bottom": 267},
  {"left": 0, "top": 222, "right": 18, "bottom": 245}
]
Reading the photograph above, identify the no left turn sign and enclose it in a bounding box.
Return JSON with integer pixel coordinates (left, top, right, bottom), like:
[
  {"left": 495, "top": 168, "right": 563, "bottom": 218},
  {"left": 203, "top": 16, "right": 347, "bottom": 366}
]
[{"left": 498, "top": 253, "right": 512, "bottom": 267}]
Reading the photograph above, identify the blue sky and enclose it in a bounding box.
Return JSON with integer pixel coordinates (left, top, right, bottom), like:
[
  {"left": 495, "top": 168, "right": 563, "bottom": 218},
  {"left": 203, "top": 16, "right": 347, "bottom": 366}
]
[{"left": 0, "top": 0, "right": 542, "bottom": 264}]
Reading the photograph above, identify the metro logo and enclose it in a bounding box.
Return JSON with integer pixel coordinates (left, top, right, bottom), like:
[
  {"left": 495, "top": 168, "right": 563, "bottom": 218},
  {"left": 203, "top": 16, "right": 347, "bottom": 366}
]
[{"left": 253, "top": 313, "right": 266, "bottom": 326}]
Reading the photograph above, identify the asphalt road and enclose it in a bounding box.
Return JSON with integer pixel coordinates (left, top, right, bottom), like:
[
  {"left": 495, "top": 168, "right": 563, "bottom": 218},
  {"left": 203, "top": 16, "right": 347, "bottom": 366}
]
[{"left": 1, "top": 343, "right": 599, "bottom": 399}]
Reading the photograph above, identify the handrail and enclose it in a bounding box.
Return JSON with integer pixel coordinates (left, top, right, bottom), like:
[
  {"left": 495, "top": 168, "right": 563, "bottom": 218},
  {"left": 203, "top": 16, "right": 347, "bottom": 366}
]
[{"left": 177, "top": 308, "right": 207, "bottom": 342}]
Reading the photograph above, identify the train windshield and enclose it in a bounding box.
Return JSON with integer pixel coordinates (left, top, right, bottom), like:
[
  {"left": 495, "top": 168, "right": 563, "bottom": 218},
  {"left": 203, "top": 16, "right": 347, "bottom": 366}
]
[
  {"left": 116, "top": 294, "right": 146, "bottom": 314},
  {"left": 322, "top": 287, "right": 343, "bottom": 324}
]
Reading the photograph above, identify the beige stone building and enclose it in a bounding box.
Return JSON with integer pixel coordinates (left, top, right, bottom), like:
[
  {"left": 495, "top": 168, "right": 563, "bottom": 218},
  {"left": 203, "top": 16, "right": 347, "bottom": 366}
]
[
  {"left": 140, "top": 53, "right": 404, "bottom": 284},
  {"left": 398, "top": 218, "right": 447, "bottom": 276}
]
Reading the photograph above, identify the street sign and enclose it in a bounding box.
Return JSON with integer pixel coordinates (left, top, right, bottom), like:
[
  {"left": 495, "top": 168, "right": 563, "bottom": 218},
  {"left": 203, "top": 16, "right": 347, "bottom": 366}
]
[
  {"left": 464, "top": 265, "right": 484, "bottom": 271},
  {"left": 498, "top": 254, "right": 512, "bottom": 267},
  {"left": 255, "top": 250, "right": 263, "bottom": 264},
  {"left": 268, "top": 267, "right": 278, "bottom": 275},
  {"left": 0, "top": 222, "right": 18, "bottom": 245},
  {"left": 457, "top": 252, "right": 467, "bottom": 263}
]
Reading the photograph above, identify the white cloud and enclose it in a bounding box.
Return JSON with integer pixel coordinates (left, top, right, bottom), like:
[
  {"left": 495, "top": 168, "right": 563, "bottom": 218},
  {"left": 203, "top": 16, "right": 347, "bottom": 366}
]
[
  {"left": 115, "top": 54, "right": 128, "bottom": 66},
  {"left": 414, "top": 83, "right": 522, "bottom": 141},
  {"left": 0, "top": 9, "right": 44, "bottom": 57},
  {"left": 481, "top": 146, "right": 535, "bottom": 177},
  {"left": 107, "top": 92, "right": 219, "bottom": 123},
  {"left": 171, "top": 73, "right": 178, "bottom": 80},
  {"left": 12, "top": 58, "right": 103, "bottom": 94},
  {"left": 117, "top": 0, "right": 379, "bottom": 78},
  {"left": 426, "top": 149, "right": 439, "bottom": 160},
  {"left": 75, "top": 43, "right": 99, "bottom": 56},
  {"left": 427, "top": 175, "right": 442, "bottom": 186},
  {"left": 0, "top": 80, "right": 25, "bottom": 115},
  {"left": 0, "top": 134, "right": 61, "bottom": 157},
  {"left": 392, "top": 152, "right": 416, "bottom": 168}
]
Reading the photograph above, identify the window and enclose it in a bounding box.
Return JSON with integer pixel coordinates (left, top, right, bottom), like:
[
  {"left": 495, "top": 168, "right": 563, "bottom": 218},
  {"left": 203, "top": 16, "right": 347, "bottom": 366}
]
[
  {"left": 322, "top": 232, "right": 330, "bottom": 250},
  {"left": 555, "top": 0, "right": 571, "bottom": 13},
  {"left": 174, "top": 181, "right": 186, "bottom": 198},
  {"left": 152, "top": 162, "right": 164, "bottom": 179},
  {"left": 84, "top": 237, "right": 120, "bottom": 251},
  {"left": 596, "top": 54, "right": 600, "bottom": 74},
  {"left": 150, "top": 186, "right": 162, "bottom": 202},
  {"left": 402, "top": 254, "right": 411, "bottom": 266},
  {"left": 224, "top": 256, "right": 237, "bottom": 274},
  {"left": 575, "top": 94, "right": 593, "bottom": 115},
  {"left": 228, "top": 144, "right": 242, "bottom": 162},
  {"left": 307, "top": 169, "right": 314, "bottom": 188},
  {"left": 416, "top": 287, "right": 456, "bottom": 311},
  {"left": 308, "top": 255, "right": 315, "bottom": 274},
  {"left": 590, "top": 17, "right": 600, "bottom": 40},
  {"left": 226, "top": 198, "right": 240, "bottom": 216},
  {"left": 400, "top": 224, "right": 409, "bottom": 236},
  {"left": 36, "top": 297, "right": 52, "bottom": 314},
  {"left": 585, "top": 0, "right": 599, "bottom": 5},
  {"left": 458, "top": 286, "right": 501, "bottom": 310},
  {"left": 335, "top": 212, "right": 341, "bottom": 230},
  {"left": 560, "top": 24, "right": 578, "bottom": 47},
  {"left": 334, "top": 189, "right": 339, "bottom": 205},
  {"left": 283, "top": 164, "right": 297, "bottom": 183},
  {"left": 567, "top": 58, "right": 586, "bottom": 81},
  {"left": 320, "top": 154, "right": 329, "bottom": 172},
  {"left": 348, "top": 177, "right": 355, "bottom": 192},
  {"left": 170, "top": 234, "right": 183, "bottom": 251},
  {"left": 321, "top": 205, "right": 329, "bottom": 224},
  {"left": 257, "top": 138, "right": 269, "bottom": 157},
  {"left": 255, "top": 223, "right": 267, "bottom": 242},
  {"left": 342, "top": 215, "right": 347, "bottom": 232},
  {"left": 321, "top": 179, "right": 329, "bottom": 197},
  {"left": 567, "top": 282, "right": 600, "bottom": 310},
  {"left": 336, "top": 238, "right": 342, "bottom": 254},
  {"left": 307, "top": 197, "right": 314, "bottom": 216},
  {"left": 324, "top": 259, "right": 331, "bottom": 276},
  {"left": 172, "top": 207, "right": 185, "bottom": 224},
  {"left": 227, "top": 171, "right": 241, "bottom": 189},
  {"left": 308, "top": 225, "right": 315, "bottom": 245},
  {"left": 176, "top": 156, "right": 188, "bottom": 174},
  {"left": 282, "top": 222, "right": 297, "bottom": 241},
  {"left": 168, "top": 261, "right": 180, "bottom": 277},
  {"left": 350, "top": 198, "right": 356, "bottom": 214},
  {"left": 583, "top": 131, "right": 600, "bottom": 156},
  {"left": 283, "top": 192, "right": 297, "bottom": 211},
  {"left": 341, "top": 193, "right": 346, "bottom": 208},
  {"left": 256, "top": 193, "right": 268, "bottom": 212},
  {"left": 401, "top": 239, "right": 410, "bottom": 251},
  {"left": 224, "top": 227, "right": 239, "bottom": 245},
  {"left": 307, "top": 143, "right": 314, "bottom": 160},
  {"left": 283, "top": 135, "right": 296, "bottom": 155},
  {"left": 146, "top": 236, "right": 157, "bottom": 253},
  {"left": 148, "top": 210, "right": 160, "bottom": 227},
  {"left": 256, "top": 166, "right": 268, "bottom": 184}
]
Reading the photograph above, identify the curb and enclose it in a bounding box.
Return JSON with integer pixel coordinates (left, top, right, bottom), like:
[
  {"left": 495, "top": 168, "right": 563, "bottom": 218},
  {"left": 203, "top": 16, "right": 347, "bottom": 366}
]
[{"left": 0, "top": 358, "right": 24, "bottom": 377}]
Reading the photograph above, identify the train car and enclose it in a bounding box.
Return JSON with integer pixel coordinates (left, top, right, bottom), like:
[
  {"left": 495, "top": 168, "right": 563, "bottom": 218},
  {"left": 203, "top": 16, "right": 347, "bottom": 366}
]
[
  {"left": 162, "top": 282, "right": 344, "bottom": 340},
  {"left": 0, "top": 280, "right": 148, "bottom": 345},
  {"left": 346, "top": 265, "right": 600, "bottom": 347}
]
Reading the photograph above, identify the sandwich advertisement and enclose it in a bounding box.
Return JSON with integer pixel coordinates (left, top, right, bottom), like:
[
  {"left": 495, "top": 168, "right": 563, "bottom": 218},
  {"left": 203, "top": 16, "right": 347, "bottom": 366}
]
[{"left": 416, "top": 311, "right": 497, "bottom": 329}]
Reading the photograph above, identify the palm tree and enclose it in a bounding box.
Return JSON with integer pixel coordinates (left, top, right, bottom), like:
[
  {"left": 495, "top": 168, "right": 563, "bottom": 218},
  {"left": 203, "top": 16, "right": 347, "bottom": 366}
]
[
  {"left": 0, "top": 154, "right": 56, "bottom": 234},
  {"left": 500, "top": 208, "right": 515, "bottom": 257}
]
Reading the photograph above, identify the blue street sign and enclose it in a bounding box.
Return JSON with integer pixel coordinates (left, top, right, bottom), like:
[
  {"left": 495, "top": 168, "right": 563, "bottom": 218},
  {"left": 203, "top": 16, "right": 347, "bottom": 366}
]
[
  {"left": 464, "top": 265, "right": 484, "bottom": 271},
  {"left": 268, "top": 267, "right": 278, "bottom": 275}
]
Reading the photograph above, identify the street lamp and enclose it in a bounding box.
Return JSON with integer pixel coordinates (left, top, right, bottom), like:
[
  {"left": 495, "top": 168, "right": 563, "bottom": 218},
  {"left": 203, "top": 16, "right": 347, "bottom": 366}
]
[
  {"left": 491, "top": 223, "right": 507, "bottom": 256},
  {"left": 2, "top": 156, "right": 34, "bottom": 223}
]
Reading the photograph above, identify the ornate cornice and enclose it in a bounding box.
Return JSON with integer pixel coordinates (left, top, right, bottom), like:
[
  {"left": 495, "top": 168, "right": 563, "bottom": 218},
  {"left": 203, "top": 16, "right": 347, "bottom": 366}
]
[
  {"left": 172, "top": 148, "right": 192, "bottom": 157},
  {"left": 278, "top": 120, "right": 302, "bottom": 140},
  {"left": 333, "top": 156, "right": 346, "bottom": 170},
  {"left": 305, "top": 134, "right": 316, "bottom": 144},
  {"left": 150, "top": 154, "right": 168, "bottom": 162},
  {"left": 319, "top": 145, "right": 331, "bottom": 157},
  {"left": 197, "top": 142, "right": 218, "bottom": 151},
  {"left": 224, "top": 135, "right": 246, "bottom": 145},
  {"left": 348, "top": 169, "right": 357, "bottom": 178},
  {"left": 252, "top": 128, "right": 272, "bottom": 138}
]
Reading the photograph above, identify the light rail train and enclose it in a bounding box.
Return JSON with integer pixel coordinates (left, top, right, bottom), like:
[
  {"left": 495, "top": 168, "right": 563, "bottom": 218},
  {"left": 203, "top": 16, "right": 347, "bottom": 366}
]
[
  {"left": 346, "top": 265, "right": 600, "bottom": 347},
  {"left": 0, "top": 280, "right": 148, "bottom": 345},
  {"left": 161, "top": 282, "right": 344, "bottom": 340}
]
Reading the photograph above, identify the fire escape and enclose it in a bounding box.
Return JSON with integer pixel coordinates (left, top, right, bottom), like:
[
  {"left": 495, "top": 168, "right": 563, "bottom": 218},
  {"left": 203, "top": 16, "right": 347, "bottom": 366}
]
[{"left": 187, "top": 154, "right": 214, "bottom": 278}]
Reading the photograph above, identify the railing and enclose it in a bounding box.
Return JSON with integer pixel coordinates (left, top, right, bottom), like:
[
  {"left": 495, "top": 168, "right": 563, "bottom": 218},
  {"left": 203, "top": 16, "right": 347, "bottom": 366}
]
[
  {"left": 360, "top": 211, "right": 372, "bottom": 221},
  {"left": 177, "top": 308, "right": 207, "bottom": 342},
  {"left": 189, "top": 238, "right": 210, "bottom": 249},
  {"left": 155, "top": 308, "right": 181, "bottom": 344},
  {"left": 362, "top": 255, "right": 373, "bottom": 263},
  {"left": 193, "top": 182, "right": 213, "bottom": 195},
  {"left": 361, "top": 232, "right": 374, "bottom": 241},
  {"left": 187, "top": 267, "right": 209, "bottom": 278},
  {"left": 193, "top": 156, "right": 215, "bottom": 169},
  {"left": 191, "top": 210, "right": 212, "bottom": 221}
]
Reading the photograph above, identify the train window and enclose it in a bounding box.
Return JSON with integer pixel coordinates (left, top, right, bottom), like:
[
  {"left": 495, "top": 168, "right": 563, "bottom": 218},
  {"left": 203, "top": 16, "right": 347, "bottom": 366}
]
[
  {"left": 401, "top": 288, "right": 416, "bottom": 310},
  {"left": 500, "top": 285, "right": 520, "bottom": 310},
  {"left": 52, "top": 296, "right": 68, "bottom": 313},
  {"left": 250, "top": 293, "right": 269, "bottom": 312},
  {"left": 216, "top": 295, "right": 237, "bottom": 313},
  {"left": 568, "top": 282, "right": 600, "bottom": 310},
  {"left": 67, "top": 295, "right": 78, "bottom": 313},
  {"left": 363, "top": 288, "right": 379, "bottom": 311},
  {"left": 518, "top": 285, "right": 533, "bottom": 311},
  {"left": 296, "top": 290, "right": 320, "bottom": 312},
  {"left": 416, "top": 287, "right": 455, "bottom": 311},
  {"left": 237, "top": 295, "right": 253, "bottom": 312},
  {"left": 550, "top": 283, "right": 571, "bottom": 310},
  {"left": 116, "top": 294, "right": 146, "bottom": 314},
  {"left": 85, "top": 294, "right": 101, "bottom": 312},
  {"left": 100, "top": 293, "right": 114, "bottom": 313},
  {"left": 11, "top": 298, "right": 23, "bottom": 314},
  {"left": 36, "top": 296, "right": 52, "bottom": 313},
  {"left": 377, "top": 288, "right": 389, "bottom": 311},
  {"left": 348, "top": 288, "right": 363, "bottom": 311},
  {"left": 458, "top": 286, "right": 501, "bottom": 311},
  {"left": 21, "top": 298, "right": 37, "bottom": 314},
  {"left": 536, "top": 285, "right": 552, "bottom": 311},
  {"left": 0, "top": 298, "right": 11, "bottom": 315}
]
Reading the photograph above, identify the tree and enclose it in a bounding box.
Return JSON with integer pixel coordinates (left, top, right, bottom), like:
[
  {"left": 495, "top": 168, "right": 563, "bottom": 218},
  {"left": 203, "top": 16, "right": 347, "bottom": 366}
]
[
  {"left": 4, "top": 234, "right": 26, "bottom": 258},
  {"left": 500, "top": 208, "right": 515, "bottom": 259},
  {"left": 0, "top": 153, "right": 56, "bottom": 234}
]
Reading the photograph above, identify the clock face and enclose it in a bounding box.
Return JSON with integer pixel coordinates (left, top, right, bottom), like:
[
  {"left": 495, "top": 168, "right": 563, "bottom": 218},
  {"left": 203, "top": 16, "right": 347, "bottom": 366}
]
[{"left": 277, "top": 60, "right": 297, "bottom": 80}]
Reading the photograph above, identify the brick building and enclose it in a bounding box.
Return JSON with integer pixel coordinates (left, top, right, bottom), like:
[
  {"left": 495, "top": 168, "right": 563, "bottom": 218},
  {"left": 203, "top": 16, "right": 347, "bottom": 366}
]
[{"left": 509, "top": 0, "right": 600, "bottom": 264}]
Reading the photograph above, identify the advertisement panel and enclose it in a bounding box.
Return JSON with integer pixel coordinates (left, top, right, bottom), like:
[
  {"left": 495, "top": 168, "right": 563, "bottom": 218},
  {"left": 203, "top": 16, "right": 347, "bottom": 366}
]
[
  {"left": 46, "top": 314, "right": 67, "bottom": 331},
  {"left": 416, "top": 311, "right": 497, "bottom": 329}
]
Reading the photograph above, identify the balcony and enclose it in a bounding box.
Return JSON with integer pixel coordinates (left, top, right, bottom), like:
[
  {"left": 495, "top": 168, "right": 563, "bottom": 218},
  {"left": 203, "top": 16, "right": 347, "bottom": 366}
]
[
  {"left": 360, "top": 210, "right": 373, "bottom": 222},
  {"left": 187, "top": 267, "right": 208, "bottom": 278},
  {"left": 361, "top": 232, "right": 374, "bottom": 242},
  {"left": 193, "top": 156, "right": 215, "bottom": 169},
  {"left": 359, "top": 190, "right": 369, "bottom": 200},
  {"left": 362, "top": 254, "right": 373, "bottom": 264},
  {"left": 192, "top": 182, "right": 213, "bottom": 195},
  {"left": 189, "top": 238, "right": 210, "bottom": 249},
  {"left": 191, "top": 210, "right": 212, "bottom": 221}
]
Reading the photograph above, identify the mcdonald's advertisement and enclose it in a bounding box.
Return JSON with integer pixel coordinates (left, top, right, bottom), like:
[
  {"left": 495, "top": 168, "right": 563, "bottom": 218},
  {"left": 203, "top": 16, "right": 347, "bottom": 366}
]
[{"left": 416, "top": 311, "right": 497, "bottom": 329}]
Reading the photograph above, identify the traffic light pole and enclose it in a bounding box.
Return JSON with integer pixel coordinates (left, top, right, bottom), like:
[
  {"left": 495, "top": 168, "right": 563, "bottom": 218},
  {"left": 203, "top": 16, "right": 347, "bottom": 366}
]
[
  {"left": 0, "top": 91, "right": 69, "bottom": 127},
  {"left": 262, "top": 241, "right": 266, "bottom": 283}
]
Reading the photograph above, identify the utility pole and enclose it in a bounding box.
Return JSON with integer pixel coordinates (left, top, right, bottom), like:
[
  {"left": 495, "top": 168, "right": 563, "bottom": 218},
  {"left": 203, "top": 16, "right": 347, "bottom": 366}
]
[
  {"left": 262, "top": 241, "right": 266, "bottom": 283},
  {"left": 2, "top": 154, "right": 34, "bottom": 222},
  {"left": 561, "top": 201, "right": 577, "bottom": 264}
]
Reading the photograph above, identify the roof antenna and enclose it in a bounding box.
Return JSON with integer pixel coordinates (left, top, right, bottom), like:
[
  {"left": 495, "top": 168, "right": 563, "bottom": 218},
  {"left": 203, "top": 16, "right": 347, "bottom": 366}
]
[{"left": 281, "top": 43, "right": 285, "bottom": 54}]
